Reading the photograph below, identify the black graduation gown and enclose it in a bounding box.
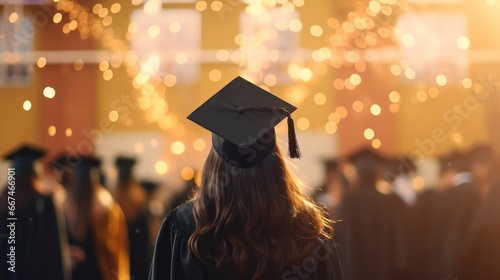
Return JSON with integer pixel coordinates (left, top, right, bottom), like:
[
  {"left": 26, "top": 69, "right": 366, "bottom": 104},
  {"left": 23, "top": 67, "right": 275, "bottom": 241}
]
[
  {"left": 128, "top": 211, "right": 152, "bottom": 280},
  {"left": 67, "top": 228, "right": 103, "bottom": 280},
  {"left": 149, "top": 202, "right": 344, "bottom": 280},
  {"left": 418, "top": 183, "right": 481, "bottom": 280},
  {"left": 0, "top": 191, "right": 66, "bottom": 280},
  {"left": 335, "top": 188, "right": 395, "bottom": 280},
  {"left": 456, "top": 181, "right": 500, "bottom": 280}
]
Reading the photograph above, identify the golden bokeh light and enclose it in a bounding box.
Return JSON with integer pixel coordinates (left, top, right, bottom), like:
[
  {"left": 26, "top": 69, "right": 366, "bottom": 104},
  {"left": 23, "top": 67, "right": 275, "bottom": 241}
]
[
  {"left": 103, "top": 69, "right": 113, "bottom": 81},
  {"left": 193, "top": 139, "right": 206, "bottom": 152},
  {"left": 175, "top": 52, "right": 188, "bottom": 64},
  {"left": 416, "top": 90, "right": 428, "bottom": 102},
  {"left": 436, "top": 74, "right": 447, "bottom": 86},
  {"left": 349, "top": 73, "right": 362, "bottom": 86},
  {"left": 211, "top": 1, "right": 223, "bottom": 11},
  {"left": 325, "top": 122, "right": 338, "bottom": 134},
  {"left": 171, "top": 141, "right": 185, "bottom": 155},
  {"left": 110, "top": 3, "right": 121, "bottom": 14},
  {"left": 404, "top": 68, "right": 416, "bottom": 80},
  {"left": 108, "top": 110, "right": 119, "bottom": 122},
  {"left": 196, "top": 1, "right": 208, "bottom": 11},
  {"left": 428, "top": 87, "right": 439, "bottom": 98},
  {"left": 264, "top": 75, "right": 277, "bottom": 87},
  {"left": 209, "top": 69, "right": 222, "bottom": 82},
  {"left": 314, "top": 93, "right": 327, "bottom": 105},
  {"left": 148, "top": 25, "right": 161, "bottom": 38},
  {"left": 352, "top": 101, "right": 364, "bottom": 112},
  {"left": 155, "top": 161, "right": 168, "bottom": 174},
  {"left": 37, "top": 57, "right": 47, "bottom": 68},
  {"left": 23, "top": 100, "right": 32, "bottom": 111},
  {"left": 370, "top": 104, "right": 381, "bottom": 116},
  {"left": 48, "top": 125, "right": 57, "bottom": 137},
  {"left": 164, "top": 75, "right": 177, "bottom": 87},
  {"left": 457, "top": 35, "right": 470, "bottom": 50},
  {"left": 53, "top": 13, "right": 62, "bottom": 24},
  {"left": 390, "top": 65, "right": 402, "bottom": 76},
  {"left": 74, "top": 59, "right": 84, "bottom": 71},
  {"left": 43, "top": 87, "right": 56, "bottom": 99},
  {"left": 65, "top": 128, "right": 73, "bottom": 137},
  {"left": 297, "top": 117, "right": 310, "bottom": 130},
  {"left": 364, "top": 128, "right": 375, "bottom": 140},
  {"left": 169, "top": 21, "right": 182, "bottom": 33},
  {"left": 181, "top": 167, "right": 195, "bottom": 180},
  {"left": 336, "top": 106, "right": 348, "bottom": 119},
  {"left": 372, "top": 138, "right": 381, "bottom": 149},
  {"left": 462, "top": 78, "right": 473, "bottom": 89},
  {"left": 389, "top": 91, "right": 400, "bottom": 103},
  {"left": 99, "top": 61, "right": 109, "bottom": 72},
  {"left": 9, "top": 12, "right": 18, "bottom": 23},
  {"left": 310, "top": 25, "right": 323, "bottom": 37},
  {"left": 289, "top": 19, "right": 303, "bottom": 32}
]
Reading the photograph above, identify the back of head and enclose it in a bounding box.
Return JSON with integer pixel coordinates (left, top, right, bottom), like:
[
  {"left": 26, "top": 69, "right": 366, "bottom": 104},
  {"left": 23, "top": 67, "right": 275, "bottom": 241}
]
[
  {"left": 66, "top": 156, "right": 101, "bottom": 240},
  {"left": 349, "top": 148, "right": 383, "bottom": 189},
  {"left": 189, "top": 144, "right": 331, "bottom": 280}
]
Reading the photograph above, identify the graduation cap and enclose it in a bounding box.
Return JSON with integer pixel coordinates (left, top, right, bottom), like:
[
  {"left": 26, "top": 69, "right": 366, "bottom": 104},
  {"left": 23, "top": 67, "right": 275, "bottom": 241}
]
[
  {"left": 321, "top": 158, "right": 339, "bottom": 173},
  {"left": 4, "top": 144, "right": 46, "bottom": 174},
  {"left": 347, "top": 147, "right": 384, "bottom": 187},
  {"left": 115, "top": 156, "right": 137, "bottom": 181},
  {"left": 468, "top": 144, "right": 494, "bottom": 163},
  {"left": 444, "top": 150, "right": 470, "bottom": 173},
  {"left": 140, "top": 180, "right": 160, "bottom": 195},
  {"left": 348, "top": 147, "right": 384, "bottom": 166},
  {"left": 187, "top": 76, "right": 301, "bottom": 168},
  {"left": 73, "top": 155, "right": 102, "bottom": 181}
]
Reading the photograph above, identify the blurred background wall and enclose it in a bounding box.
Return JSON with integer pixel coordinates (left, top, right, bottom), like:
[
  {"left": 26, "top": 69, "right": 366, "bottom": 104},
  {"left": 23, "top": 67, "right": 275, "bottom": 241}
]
[{"left": 0, "top": 0, "right": 499, "bottom": 190}]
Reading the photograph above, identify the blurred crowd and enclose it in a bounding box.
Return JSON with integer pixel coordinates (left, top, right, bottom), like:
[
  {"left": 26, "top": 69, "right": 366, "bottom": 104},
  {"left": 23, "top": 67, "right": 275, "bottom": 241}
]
[
  {"left": 0, "top": 145, "right": 196, "bottom": 280},
  {"left": 314, "top": 144, "right": 500, "bottom": 280},
  {"left": 1, "top": 142, "right": 499, "bottom": 280}
]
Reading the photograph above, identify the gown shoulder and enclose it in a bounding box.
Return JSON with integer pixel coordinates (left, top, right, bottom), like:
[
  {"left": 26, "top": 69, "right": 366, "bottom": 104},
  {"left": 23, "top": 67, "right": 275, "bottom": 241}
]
[{"left": 149, "top": 201, "right": 344, "bottom": 280}]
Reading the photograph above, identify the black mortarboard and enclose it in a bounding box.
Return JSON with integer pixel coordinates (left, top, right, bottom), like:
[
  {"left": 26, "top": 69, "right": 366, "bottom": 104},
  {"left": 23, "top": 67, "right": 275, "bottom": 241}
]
[
  {"left": 69, "top": 155, "right": 101, "bottom": 184},
  {"left": 321, "top": 158, "right": 339, "bottom": 173},
  {"left": 468, "top": 144, "right": 493, "bottom": 163},
  {"left": 4, "top": 144, "right": 46, "bottom": 174},
  {"left": 444, "top": 150, "right": 470, "bottom": 173},
  {"left": 140, "top": 180, "right": 160, "bottom": 195},
  {"left": 115, "top": 156, "right": 137, "bottom": 167},
  {"left": 187, "top": 76, "right": 301, "bottom": 168},
  {"left": 347, "top": 147, "right": 384, "bottom": 187},
  {"left": 348, "top": 147, "right": 384, "bottom": 166},
  {"left": 115, "top": 156, "right": 136, "bottom": 181}
]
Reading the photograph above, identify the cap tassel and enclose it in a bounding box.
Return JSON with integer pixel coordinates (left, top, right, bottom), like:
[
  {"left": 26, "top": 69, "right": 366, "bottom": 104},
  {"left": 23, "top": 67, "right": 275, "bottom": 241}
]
[{"left": 287, "top": 116, "right": 302, "bottom": 159}]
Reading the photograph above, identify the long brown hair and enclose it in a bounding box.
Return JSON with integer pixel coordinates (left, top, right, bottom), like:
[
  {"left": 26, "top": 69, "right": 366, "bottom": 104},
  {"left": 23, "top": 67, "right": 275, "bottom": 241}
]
[
  {"left": 188, "top": 142, "right": 333, "bottom": 279},
  {"left": 65, "top": 163, "right": 96, "bottom": 241}
]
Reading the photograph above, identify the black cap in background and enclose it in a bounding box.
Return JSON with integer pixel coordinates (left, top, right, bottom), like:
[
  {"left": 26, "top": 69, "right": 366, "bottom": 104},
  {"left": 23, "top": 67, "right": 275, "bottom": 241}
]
[
  {"left": 4, "top": 144, "right": 46, "bottom": 175},
  {"left": 115, "top": 156, "right": 137, "bottom": 182}
]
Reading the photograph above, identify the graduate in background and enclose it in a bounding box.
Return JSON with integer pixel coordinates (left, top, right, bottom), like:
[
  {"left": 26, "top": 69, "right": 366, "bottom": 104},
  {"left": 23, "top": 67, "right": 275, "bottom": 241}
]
[
  {"left": 313, "top": 159, "right": 348, "bottom": 216},
  {"left": 383, "top": 157, "right": 419, "bottom": 280},
  {"left": 141, "top": 180, "right": 163, "bottom": 250},
  {"left": 64, "top": 155, "right": 129, "bottom": 280},
  {"left": 149, "top": 76, "right": 343, "bottom": 280},
  {"left": 112, "top": 156, "right": 151, "bottom": 280},
  {"left": 0, "top": 144, "right": 70, "bottom": 280},
  {"left": 335, "top": 148, "right": 395, "bottom": 280},
  {"left": 456, "top": 144, "right": 500, "bottom": 279}
]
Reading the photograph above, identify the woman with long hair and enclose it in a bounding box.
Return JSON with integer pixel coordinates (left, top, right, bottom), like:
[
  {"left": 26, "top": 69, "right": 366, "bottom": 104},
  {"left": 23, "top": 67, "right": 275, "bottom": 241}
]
[
  {"left": 64, "top": 155, "right": 130, "bottom": 280},
  {"left": 149, "top": 77, "right": 343, "bottom": 280}
]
